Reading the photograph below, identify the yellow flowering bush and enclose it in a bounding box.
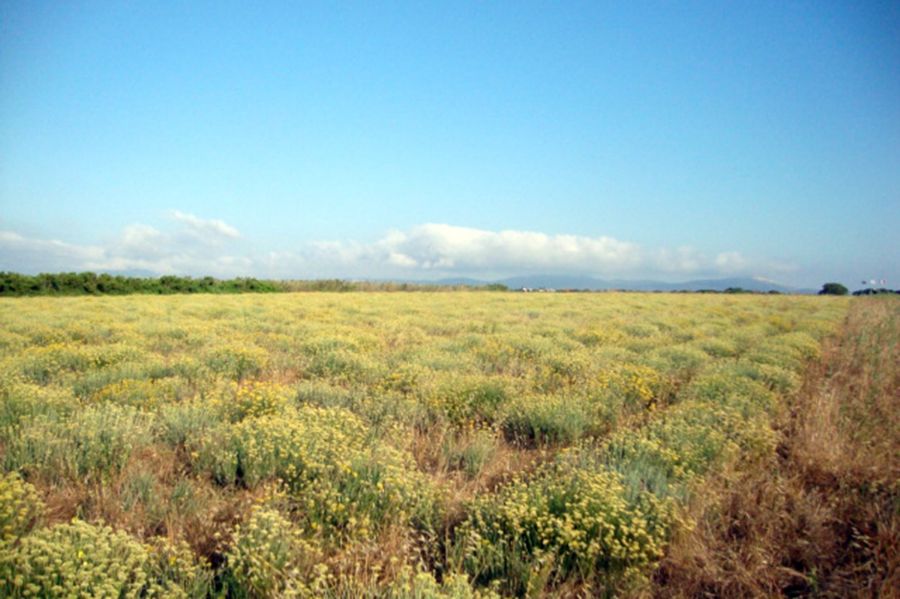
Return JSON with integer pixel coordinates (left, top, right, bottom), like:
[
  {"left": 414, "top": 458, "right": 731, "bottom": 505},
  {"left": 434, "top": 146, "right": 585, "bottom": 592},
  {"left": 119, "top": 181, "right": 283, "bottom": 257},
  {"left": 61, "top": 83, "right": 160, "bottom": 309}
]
[
  {"left": 429, "top": 377, "right": 508, "bottom": 426},
  {"left": 458, "top": 452, "right": 677, "bottom": 595},
  {"left": 713, "top": 359, "right": 802, "bottom": 396},
  {"left": 386, "top": 566, "right": 501, "bottom": 598},
  {"left": 16, "top": 342, "right": 95, "bottom": 384},
  {"left": 680, "top": 368, "right": 777, "bottom": 414},
  {"left": 198, "top": 405, "right": 437, "bottom": 543},
  {"left": 0, "top": 519, "right": 207, "bottom": 598},
  {"left": 204, "top": 342, "right": 269, "bottom": 380},
  {"left": 378, "top": 363, "right": 430, "bottom": 396},
  {"left": 593, "top": 362, "right": 664, "bottom": 410},
  {"left": 604, "top": 401, "right": 773, "bottom": 495},
  {"left": 294, "top": 380, "right": 424, "bottom": 429},
  {"left": 90, "top": 377, "right": 184, "bottom": 411},
  {"left": 147, "top": 537, "right": 212, "bottom": 598},
  {"left": 534, "top": 352, "right": 592, "bottom": 391},
  {"left": 0, "top": 329, "right": 29, "bottom": 353},
  {"left": 474, "top": 336, "right": 551, "bottom": 377},
  {"left": 304, "top": 347, "right": 382, "bottom": 384},
  {"left": 746, "top": 331, "right": 822, "bottom": 370},
  {"left": 0, "top": 473, "right": 43, "bottom": 544},
  {"left": 16, "top": 342, "right": 141, "bottom": 385},
  {"left": 604, "top": 364, "right": 781, "bottom": 500},
  {"left": 643, "top": 344, "right": 710, "bottom": 374},
  {"left": 225, "top": 505, "right": 325, "bottom": 598},
  {"left": 695, "top": 336, "right": 739, "bottom": 358},
  {"left": 0, "top": 377, "right": 75, "bottom": 432},
  {"left": 214, "top": 380, "right": 294, "bottom": 422}
]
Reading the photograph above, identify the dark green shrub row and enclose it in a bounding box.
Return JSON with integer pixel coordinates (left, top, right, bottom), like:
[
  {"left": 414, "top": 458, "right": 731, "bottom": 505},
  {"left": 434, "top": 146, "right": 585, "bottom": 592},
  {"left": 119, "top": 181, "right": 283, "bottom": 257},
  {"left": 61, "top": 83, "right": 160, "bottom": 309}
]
[{"left": 0, "top": 272, "right": 280, "bottom": 296}]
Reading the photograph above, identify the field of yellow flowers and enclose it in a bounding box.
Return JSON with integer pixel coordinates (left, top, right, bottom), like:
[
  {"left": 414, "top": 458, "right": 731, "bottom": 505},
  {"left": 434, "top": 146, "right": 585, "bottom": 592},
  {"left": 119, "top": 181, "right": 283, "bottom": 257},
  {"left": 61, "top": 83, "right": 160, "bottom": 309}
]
[{"left": 0, "top": 292, "right": 850, "bottom": 597}]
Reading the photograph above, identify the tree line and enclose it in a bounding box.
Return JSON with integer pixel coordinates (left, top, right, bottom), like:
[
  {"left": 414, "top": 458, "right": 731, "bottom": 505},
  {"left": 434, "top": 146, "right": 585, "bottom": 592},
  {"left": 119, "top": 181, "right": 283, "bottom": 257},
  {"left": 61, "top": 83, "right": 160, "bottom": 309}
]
[
  {"left": 0, "top": 272, "right": 281, "bottom": 296},
  {"left": 0, "top": 272, "right": 507, "bottom": 296}
]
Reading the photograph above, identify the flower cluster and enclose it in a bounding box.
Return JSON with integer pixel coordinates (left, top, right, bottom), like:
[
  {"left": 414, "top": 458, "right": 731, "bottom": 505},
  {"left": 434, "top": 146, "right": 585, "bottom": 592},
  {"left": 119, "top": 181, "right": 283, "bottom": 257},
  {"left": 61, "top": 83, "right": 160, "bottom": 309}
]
[
  {"left": 197, "top": 405, "right": 437, "bottom": 544},
  {"left": 0, "top": 519, "right": 207, "bottom": 598},
  {"left": 594, "top": 362, "right": 663, "bottom": 410},
  {"left": 0, "top": 377, "right": 75, "bottom": 433},
  {"left": 15, "top": 342, "right": 139, "bottom": 385},
  {"left": 747, "top": 331, "right": 822, "bottom": 370},
  {"left": 225, "top": 505, "right": 325, "bottom": 597},
  {"left": 204, "top": 342, "right": 269, "bottom": 380},
  {"left": 385, "top": 566, "right": 501, "bottom": 598},
  {"left": 215, "top": 380, "right": 294, "bottom": 422},
  {"left": 458, "top": 452, "right": 676, "bottom": 595},
  {"left": 428, "top": 377, "right": 508, "bottom": 427},
  {"left": 0, "top": 473, "right": 43, "bottom": 545},
  {"left": 91, "top": 377, "right": 183, "bottom": 411}
]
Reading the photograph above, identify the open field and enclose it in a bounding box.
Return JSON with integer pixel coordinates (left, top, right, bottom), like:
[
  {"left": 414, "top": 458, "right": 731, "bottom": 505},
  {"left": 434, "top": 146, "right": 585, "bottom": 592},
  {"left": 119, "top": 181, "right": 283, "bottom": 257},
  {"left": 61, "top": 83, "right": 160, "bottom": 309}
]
[{"left": 0, "top": 292, "right": 894, "bottom": 597}]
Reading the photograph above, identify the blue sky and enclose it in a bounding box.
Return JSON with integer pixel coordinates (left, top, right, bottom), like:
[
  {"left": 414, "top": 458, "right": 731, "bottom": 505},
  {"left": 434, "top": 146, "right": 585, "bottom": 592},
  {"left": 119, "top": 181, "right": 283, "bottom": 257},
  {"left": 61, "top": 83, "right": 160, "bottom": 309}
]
[{"left": 1, "top": 1, "right": 898, "bottom": 288}]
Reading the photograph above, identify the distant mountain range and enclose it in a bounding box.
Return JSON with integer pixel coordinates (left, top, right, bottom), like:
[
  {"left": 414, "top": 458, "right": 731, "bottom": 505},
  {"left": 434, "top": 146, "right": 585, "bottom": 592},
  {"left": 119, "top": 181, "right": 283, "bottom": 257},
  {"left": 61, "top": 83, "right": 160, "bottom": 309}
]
[{"left": 431, "top": 275, "right": 814, "bottom": 294}]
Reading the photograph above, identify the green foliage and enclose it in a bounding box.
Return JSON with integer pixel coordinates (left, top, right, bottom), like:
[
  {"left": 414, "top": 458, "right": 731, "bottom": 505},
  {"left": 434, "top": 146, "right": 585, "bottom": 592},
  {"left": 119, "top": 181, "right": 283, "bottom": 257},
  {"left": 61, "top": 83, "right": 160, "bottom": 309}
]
[
  {"left": 818, "top": 282, "right": 848, "bottom": 296},
  {"left": 501, "top": 394, "right": 594, "bottom": 446},
  {"left": 157, "top": 399, "right": 225, "bottom": 448},
  {"left": 304, "top": 347, "right": 381, "bottom": 383},
  {"left": 680, "top": 368, "right": 776, "bottom": 413},
  {"left": 0, "top": 271, "right": 282, "bottom": 296},
  {"left": 120, "top": 470, "right": 169, "bottom": 530},
  {"left": 3, "top": 405, "right": 153, "bottom": 483},
  {"left": 746, "top": 331, "right": 822, "bottom": 370},
  {"left": 0, "top": 271, "right": 514, "bottom": 296},
  {"left": 442, "top": 429, "right": 500, "bottom": 479},
  {"left": 641, "top": 345, "right": 709, "bottom": 386},
  {"left": 14, "top": 342, "right": 140, "bottom": 385}
]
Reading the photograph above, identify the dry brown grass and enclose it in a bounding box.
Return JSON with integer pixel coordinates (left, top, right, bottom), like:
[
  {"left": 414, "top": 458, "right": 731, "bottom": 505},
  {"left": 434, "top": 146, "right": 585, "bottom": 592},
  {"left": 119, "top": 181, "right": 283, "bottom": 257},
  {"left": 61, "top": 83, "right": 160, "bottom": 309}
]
[
  {"left": 649, "top": 298, "right": 899, "bottom": 598},
  {"left": 34, "top": 442, "right": 260, "bottom": 573}
]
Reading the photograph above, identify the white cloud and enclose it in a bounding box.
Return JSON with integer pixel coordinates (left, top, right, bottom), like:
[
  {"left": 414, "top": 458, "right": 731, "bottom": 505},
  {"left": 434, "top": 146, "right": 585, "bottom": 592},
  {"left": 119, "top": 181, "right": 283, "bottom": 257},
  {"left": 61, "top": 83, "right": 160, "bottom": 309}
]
[
  {"left": 0, "top": 218, "right": 785, "bottom": 282},
  {"left": 170, "top": 210, "right": 241, "bottom": 242},
  {"left": 364, "top": 224, "right": 643, "bottom": 274},
  {"left": 650, "top": 246, "right": 706, "bottom": 274},
  {"left": 0, "top": 230, "right": 105, "bottom": 272},
  {"left": 714, "top": 251, "right": 748, "bottom": 272},
  {"left": 0, "top": 212, "right": 246, "bottom": 276},
  {"left": 387, "top": 252, "right": 417, "bottom": 267},
  {"left": 116, "top": 224, "right": 169, "bottom": 259}
]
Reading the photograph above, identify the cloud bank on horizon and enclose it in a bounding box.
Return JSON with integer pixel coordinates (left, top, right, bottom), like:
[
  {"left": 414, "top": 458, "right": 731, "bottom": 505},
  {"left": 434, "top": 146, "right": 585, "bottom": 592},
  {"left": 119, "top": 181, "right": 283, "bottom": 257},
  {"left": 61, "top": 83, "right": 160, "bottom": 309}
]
[{"left": 0, "top": 211, "right": 792, "bottom": 283}]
